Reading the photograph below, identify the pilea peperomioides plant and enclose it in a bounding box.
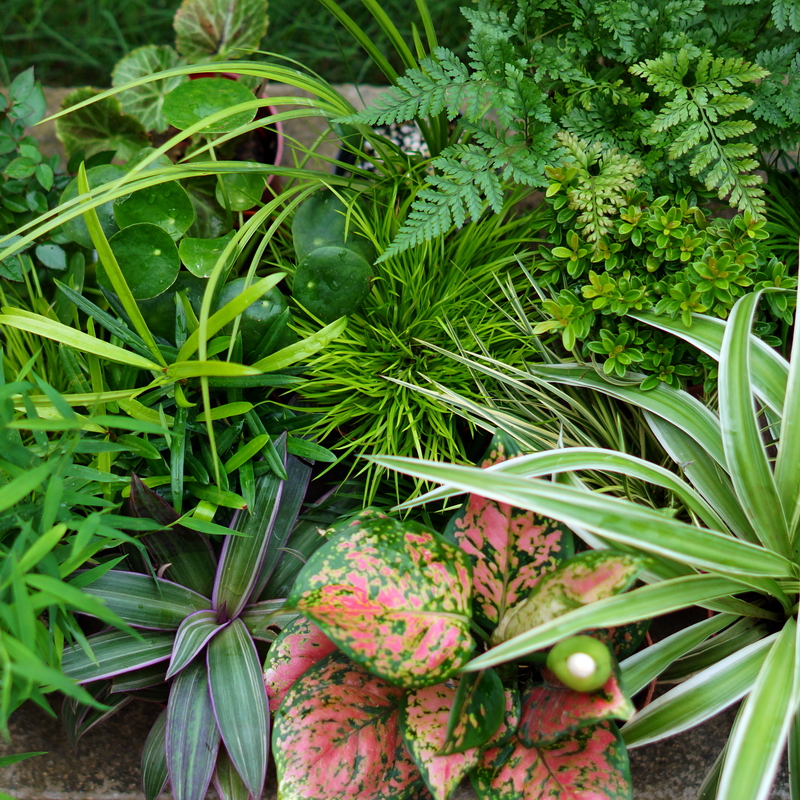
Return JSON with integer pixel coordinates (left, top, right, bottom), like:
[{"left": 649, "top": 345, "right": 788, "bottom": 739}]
[
  {"left": 267, "top": 432, "right": 648, "bottom": 800},
  {"left": 59, "top": 439, "right": 314, "bottom": 800}
]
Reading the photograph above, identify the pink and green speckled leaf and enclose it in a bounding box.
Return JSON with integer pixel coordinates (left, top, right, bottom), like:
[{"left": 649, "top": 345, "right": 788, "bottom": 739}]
[
  {"left": 446, "top": 433, "right": 573, "bottom": 631},
  {"left": 517, "top": 668, "right": 635, "bottom": 748},
  {"left": 472, "top": 721, "right": 632, "bottom": 800},
  {"left": 400, "top": 681, "right": 481, "bottom": 800},
  {"left": 272, "top": 650, "right": 431, "bottom": 800},
  {"left": 588, "top": 621, "right": 650, "bottom": 661},
  {"left": 262, "top": 616, "right": 338, "bottom": 713},
  {"left": 493, "top": 552, "right": 646, "bottom": 645},
  {"left": 440, "top": 669, "right": 505, "bottom": 755},
  {"left": 286, "top": 516, "right": 473, "bottom": 688}
]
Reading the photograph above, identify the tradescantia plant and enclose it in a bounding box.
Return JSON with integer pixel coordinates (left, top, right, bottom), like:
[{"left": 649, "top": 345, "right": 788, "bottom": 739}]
[
  {"left": 59, "top": 440, "right": 315, "bottom": 800},
  {"left": 373, "top": 283, "right": 800, "bottom": 800},
  {"left": 267, "top": 432, "right": 650, "bottom": 800}
]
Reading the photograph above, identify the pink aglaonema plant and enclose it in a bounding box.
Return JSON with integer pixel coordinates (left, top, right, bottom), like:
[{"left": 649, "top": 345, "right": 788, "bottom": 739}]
[
  {"left": 272, "top": 431, "right": 648, "bottom": 800},
  {"left": 60, "top": 437, "right": 315, "bottom": 800}
]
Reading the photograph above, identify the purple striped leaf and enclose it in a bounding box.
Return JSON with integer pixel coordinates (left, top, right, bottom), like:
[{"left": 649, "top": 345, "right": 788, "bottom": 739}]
[
  {"left": 273, "top": 651, "right": 430, "bottom": 800},
  {"left": 213, "top": 747, "right": 253, "bottom": 800},
  {"left": 518, "top": 669, "right": 635, "bottom": 747},
  {"left": 493, "top": 552, "right": 646, "bottom": 644},
  {"left": 212, "top": 468, "right": 284, "bottom": 619},
  {"left": 207, "top": 618, "right": 269, "bottom": 798},
  {"left": 240, "top": 600, "right": 297, "bottom": 642},
  {"left": 473, "top": 721, "right": 632, "bottom": 800},
  {"left": 62, "top": 630, "right": 175, "bottom": 683},
  {"left": 446, "top": 432, "right": 572, "bottom": 631},
  {"left": 111, "top": 663, "right": 168, "bottom": 693},
  {"left": 400, "top": 682, "right": 481, "bottom": 800},
  {"left": 141, "top": 708, "right": 168, "bottom": 800},
  {"left": 287, "top": 516, "right": 473, "bottom": 688},
  {"left": 262, "top": 616, "right": 337, "bottom": 713},
  {"left": 61, "top": 680, "right": 133, "bottom": 747},
  {"left": 80, "top": 570, "right": 211, "bottom": 630},
  {"left": 440, "top": 669, "right": 505, "bottom": 755},
  {"left": 166, "top": 609, "right": 227, "bottom": 679},
  {"left": 167, "top": 660, "right": 220, "bottom": 800}
]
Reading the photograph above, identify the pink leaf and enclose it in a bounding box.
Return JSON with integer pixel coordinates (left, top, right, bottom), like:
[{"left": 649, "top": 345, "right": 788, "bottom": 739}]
[
  {"left": 401, "top": 682, "right": 481, "bottom": 800},
  {"left": 446, "top": 432, "right": 572, "bottom": 630},
  {"left": 262, "top": 616, "right": 337, "bottom": 713},
  {"left": 517, "top": 670, "right": 635, "bottom": 747},
  {"left": 474, "top": 722, "right": 632, "bottom": 800},
  {"left": 273, "top": 651, "right": 431, "bottom": 800},
  {"left": 493, "top": 552, "right": 645, "bottom": 644},
  {"left": 287, "top": 515, "right": 473, "bottom": 688}
]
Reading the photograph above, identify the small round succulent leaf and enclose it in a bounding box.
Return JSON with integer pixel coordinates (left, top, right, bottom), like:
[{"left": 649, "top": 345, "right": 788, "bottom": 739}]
[
  {"left": 163, "top": 78, "right": 256, "bottom": 133},
  {"left": 114, "top": 180, "right": 195, "bottom": 241}
]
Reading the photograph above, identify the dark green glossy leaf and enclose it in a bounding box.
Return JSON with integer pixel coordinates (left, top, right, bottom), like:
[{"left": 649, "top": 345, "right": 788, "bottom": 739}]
[
  {"left": 114, "top": 182, "right": 195, "bottom": 241},
  {"left": 167, "top": 660, "right": 220, "bottom": 800},
  {"left": 103, "top": 223, "right": 180, "bottom": 301},
  {"left": 61, "top": 630, "right": 175, "bottom": 683},
  {"left": 179, "top": 231, "right": 236, "bottom": 279},
  {"left": 142, "top": 708, "right": 169, "bottom": 800},
  {"left": 163, "top": 79, "right": 256, "bottom": 134},
  {"left": 80, "top": 570, "right": 211, "bottom": 630},
  {"left": 216, "top": 172, "right": 266, "bottom": 211}
]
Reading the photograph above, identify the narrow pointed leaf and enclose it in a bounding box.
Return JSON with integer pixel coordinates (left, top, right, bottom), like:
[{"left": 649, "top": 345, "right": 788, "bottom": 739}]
[
  {"left": 400, "top": 682, "right": 481, "bottom": 800},
  {"left": 167, "top": 610, "right": 226, "bottom": 679},
  {"left": 518, "top": 670, "right": 634, "bottom": 747},
  {"left": 212, "top": 469, "right": 284, "bottom": 618},
  {"left": 631, "top": 310, "right": 788, "bottom": 415},
  {"left": 717, "top": 618, "right": 797, "bottom": 800},
  {"left": 239, "top": 599, "right": 297, "bottom": 642},
  {"left": 62, "top": 630, "right": 175, "bottom": 683},
  {"left": 111, "top": 663, "right": 169, "bottom": 693},
  {"left": 140, "top": 530, "right": 217, "bottom": 599},
  {"left": 473, "top": 721, "right": 631, "bottom": 800},
  {"left": 80, "top": 570, "right": 211, "bottom": 629},
  {"left": 494, "top": 551, "right": 645, "bottom": 644},
  {"left": 483, "top": 685, "right": 522, "bottom": 750},
  {"left": 167, "top": 660, "right": 220, "bottom": 800},
  {"left": 207, "top": 618, "right": 269, "bottom": 797},
  {"left": 287, "top": 515, "right": 473, "bottom": 688},
  {"left": 61, "top": 680, "right": 133, "bottom": 747},
  {"left": 620, "top": 613, "right": 735, "bottom": 695},
  {"left": 262, "top": 616, "right": 337, "bottom": 713},
  {"left": 214, "top": 747, "right": 252, "bottom": 800},
  {"left": 371, "top": 458, "right": 794, "bottom": 578},
  {"left": 441, "top": 668, "right": 505, "bottom": 754},
  {"left": 622, "top": 634, "right": 776, "bottom": 747},
  {"left": 273, "top": 651, "right": 427, "bottom": 800},
  {"left": 718, "top": 291, "right": 789, "bottom": 555},
  {"left": 142, "top": 708, "right": 169, "bottom": 800},
  {"left": 467, "top": 575, "right": 749, "bottom": 672}
]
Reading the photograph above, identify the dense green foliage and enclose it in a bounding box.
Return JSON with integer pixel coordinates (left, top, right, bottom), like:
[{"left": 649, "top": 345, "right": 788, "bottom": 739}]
[{"left": 345, "top": 0, "right": 800, "bottom": 256}]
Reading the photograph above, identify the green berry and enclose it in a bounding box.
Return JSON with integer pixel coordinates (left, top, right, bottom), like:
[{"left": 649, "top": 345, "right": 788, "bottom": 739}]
[{"left": 546, "top": 635, "right": 613, "bottom": 692}]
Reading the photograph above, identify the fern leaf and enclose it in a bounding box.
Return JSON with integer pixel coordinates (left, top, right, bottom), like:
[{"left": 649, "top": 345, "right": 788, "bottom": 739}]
[{"left": 773, "top": 0, "right": 800, "bottom": 30}]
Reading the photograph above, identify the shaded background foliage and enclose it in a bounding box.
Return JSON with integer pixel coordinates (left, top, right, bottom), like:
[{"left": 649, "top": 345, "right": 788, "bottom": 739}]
[{"left": 0, "top": 0, "right": 470, "bottom": 88}]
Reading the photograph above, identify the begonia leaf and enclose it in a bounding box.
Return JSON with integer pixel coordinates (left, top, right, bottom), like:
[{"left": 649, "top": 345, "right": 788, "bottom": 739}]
[
  {"left": 287, "top": 515, "right": 473, "bottom": 688},
  {"left": 174, "top": 0, "right": 268, "bottom": 61},
  {"left": 401, "top": 681, "right": 481, "bottom": 800},
  {"left": 273, "top": 651, "right": 430, "bottom": 800},
  {"left": 472, "top": 721, "right": 632, "bottom": 800},
  {"left": 262, "top": 616, "right": 337, "bottom": 712},
  {"left": 493, "top": 552, "right": 645, "bottom": 645}
]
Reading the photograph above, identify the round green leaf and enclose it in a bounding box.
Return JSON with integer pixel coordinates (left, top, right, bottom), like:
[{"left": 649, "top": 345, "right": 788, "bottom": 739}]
[
  {"left": 215, "top": 172, "right": 266, "bottom": 211},
  {"left": 104, "top": 223, "right": 180, "bottom": 300},
  {"left": 112, "top": 45, "right": 188, "bottom": 134},
  {"left": 163, "top": 79, "right": 256, "bottom": 134},
  {"left": 179, "top": 230, "right": 236, "bottom": 278},
  {"left": 114, "top": 181, "right": 195, "bottom": 241},
  {"left": 35, "top": 244, "right": 67, "bottom": 270},
  {"left": 60, "top": 164, "right": 127, "bottom": 249}
]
